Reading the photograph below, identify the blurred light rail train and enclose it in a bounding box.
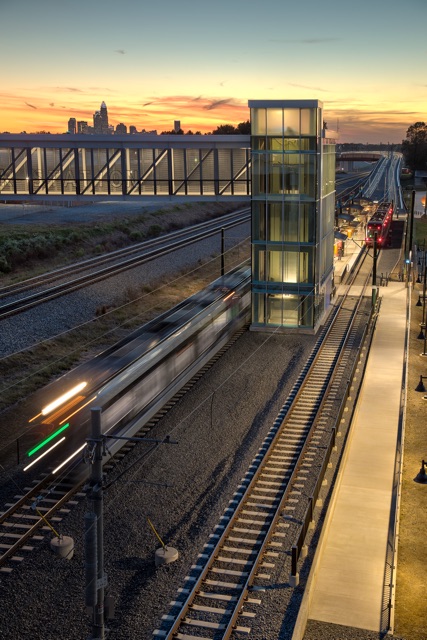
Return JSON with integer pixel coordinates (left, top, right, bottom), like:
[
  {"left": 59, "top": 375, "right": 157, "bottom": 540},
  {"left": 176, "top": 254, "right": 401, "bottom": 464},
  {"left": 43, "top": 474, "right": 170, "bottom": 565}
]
[{"left": 24, "top": 264, "right": 251, "bottom": 477}]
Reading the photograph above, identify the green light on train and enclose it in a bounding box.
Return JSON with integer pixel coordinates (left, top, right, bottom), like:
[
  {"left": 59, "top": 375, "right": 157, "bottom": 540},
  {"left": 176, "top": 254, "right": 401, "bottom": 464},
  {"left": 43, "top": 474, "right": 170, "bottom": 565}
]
[{"left": 27, "top": 423, "right": 70, "bottom": 457}]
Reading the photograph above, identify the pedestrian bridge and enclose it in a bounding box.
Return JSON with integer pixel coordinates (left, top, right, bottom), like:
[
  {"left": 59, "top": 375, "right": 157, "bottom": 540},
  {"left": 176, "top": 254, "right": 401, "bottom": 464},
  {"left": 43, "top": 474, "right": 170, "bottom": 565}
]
[
  {"left": 336, "top": 150, "right": 386, "bottom": 163},
  {"left": 0, "top": 133, "right": 252, "bottom": 203}
]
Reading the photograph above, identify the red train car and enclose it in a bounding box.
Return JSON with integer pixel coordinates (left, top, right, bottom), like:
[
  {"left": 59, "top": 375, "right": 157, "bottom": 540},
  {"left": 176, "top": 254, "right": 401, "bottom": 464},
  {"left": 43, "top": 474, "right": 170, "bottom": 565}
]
[{"left": 365, "top": 202, "right": 393, "bottom": 248}]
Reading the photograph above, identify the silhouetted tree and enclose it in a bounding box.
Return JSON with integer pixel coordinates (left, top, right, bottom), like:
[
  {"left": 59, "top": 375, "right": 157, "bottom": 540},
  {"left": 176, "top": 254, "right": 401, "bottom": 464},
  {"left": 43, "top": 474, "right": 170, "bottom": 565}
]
[
  {"left": 402, "top": 122, "right": 427, "bottom": 171},
  {"left": 236, "top": 120, "right": 251, "bottom": 134},
  {"left": 212, "top": 124, "right": 237, "bottom": 135},
  {"left": 161, "top": 128, "right": 184, "bottom": 135}
]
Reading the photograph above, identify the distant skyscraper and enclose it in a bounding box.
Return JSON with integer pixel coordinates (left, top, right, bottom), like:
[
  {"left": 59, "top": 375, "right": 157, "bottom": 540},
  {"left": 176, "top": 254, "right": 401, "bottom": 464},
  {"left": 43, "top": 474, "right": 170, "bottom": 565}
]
[
  {"left": 93, "top": 110, "right": 102, "bottom": 133},
  {"left": 115, "top": 122, "right": 127, "bottom": 134},
  {"left": 174, "top": 120, "right": 181, "bottom": 133},
  {"left": 100, "top": 101, "right": 109, "bottom": 134},
  {"left": 67, "top": 117, "right": 76, "bottom": 134},
  {"left": 129, "top": 125, "right": 137, "bottom": 134},
  {"left": 93, "top": 101, "right": 109, "bottom": 134}
]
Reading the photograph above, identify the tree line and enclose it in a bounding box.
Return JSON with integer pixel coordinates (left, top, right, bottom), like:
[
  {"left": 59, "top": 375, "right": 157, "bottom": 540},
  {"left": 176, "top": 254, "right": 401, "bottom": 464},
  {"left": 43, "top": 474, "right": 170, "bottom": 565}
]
[
  {"left": 402, "top": 122, "right": 427, "bottom": 171},
  {"left": 161, "top": 120, "right": 251, "bottom": 135}
]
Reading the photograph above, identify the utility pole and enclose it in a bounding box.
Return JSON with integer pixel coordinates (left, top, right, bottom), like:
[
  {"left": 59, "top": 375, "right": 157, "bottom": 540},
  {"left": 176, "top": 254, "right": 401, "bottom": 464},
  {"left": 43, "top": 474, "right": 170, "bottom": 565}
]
[
  {"left": 85, "top": 408, "right": 107, "bottom": 640},
  {"left": 221, "top": 228, "right": 225, "bottom": 276},
  {"left": 372, "top": 231, "right": 378, "bottom": 307},
  {"left": 84, "top": 412, "right": 177, "bottom": 638}
]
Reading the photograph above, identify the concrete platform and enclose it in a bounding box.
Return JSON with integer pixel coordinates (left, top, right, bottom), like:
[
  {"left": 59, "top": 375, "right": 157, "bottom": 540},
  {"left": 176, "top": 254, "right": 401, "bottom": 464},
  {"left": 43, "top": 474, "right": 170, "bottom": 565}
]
[{"left": 307, "top": 279, "right": 407, "bottom": 632}]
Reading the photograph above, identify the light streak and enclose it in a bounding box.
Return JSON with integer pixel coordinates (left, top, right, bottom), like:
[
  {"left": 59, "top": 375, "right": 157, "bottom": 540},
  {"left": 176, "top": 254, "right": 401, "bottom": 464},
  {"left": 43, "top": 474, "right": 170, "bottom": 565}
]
[
  {"left": 26, "top": 423, "right": 70, "bottom": 457},
  {"left": 41, "top": 381, "right": 87, "bottom": 416},
  {"left": 23, "top": 437, "right": 66, "bottom": 471},
  {"left": 52, "top": 444, "right": 86, "bottom": 475}
]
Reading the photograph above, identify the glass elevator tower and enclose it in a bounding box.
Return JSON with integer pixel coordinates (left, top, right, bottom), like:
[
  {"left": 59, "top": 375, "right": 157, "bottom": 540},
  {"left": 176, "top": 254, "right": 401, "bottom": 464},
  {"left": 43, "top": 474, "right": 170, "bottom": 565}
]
[{"left": 249, "top": 100, "right": 336, "bottom": 333}]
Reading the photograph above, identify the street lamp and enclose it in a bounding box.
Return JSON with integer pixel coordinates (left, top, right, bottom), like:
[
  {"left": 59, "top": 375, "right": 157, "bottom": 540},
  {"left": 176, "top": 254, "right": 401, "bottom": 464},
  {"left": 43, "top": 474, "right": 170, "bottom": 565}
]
[
  {"left": 415, "top": 375, "right": 427, "bottom": 391},
  {"left": 418, "top": 257, "right": 427, "bottom": 340},
  {"left": 414, "top": 460, "right": 427, "bottom": 484}
]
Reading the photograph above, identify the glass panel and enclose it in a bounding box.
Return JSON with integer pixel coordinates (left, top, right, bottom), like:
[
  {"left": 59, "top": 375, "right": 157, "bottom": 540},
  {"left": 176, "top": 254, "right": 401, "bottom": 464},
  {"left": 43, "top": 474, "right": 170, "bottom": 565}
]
[
  {"left": 283, "top": 109, "right": 300, "bottom": 136},
  {"left": 252, "top": 153, "right": 266, "bottom": 195},
  {"left": 263, "top": 202, "right": 315, "bottom": 244},
  {"left": 267, "top": 202, "right": 283, "bottom": 241},
  {"left": 267, "top": 248, "right": 298, "bottom": 283},
  {"left": 252, "top": 201, "right": 266, "bottom": 240},
  {"left": 283, "top": 153, "right": 300, "bottom": 193},
  {"left": 322, "top": 144, "right": 336, "bottom": 196},
  {"left": 268, "top": 160, "right": 283, "bottom": 194},
  {"left": 265, "top": 247, "right": 314, "bottom": 284},
  {"left": 283, "top": 202, "right": 299, "bottom": 242},
  {"left": 251, "top": 108, "right": 266, "bottom": 135},
  {"left": 267, "top": 295, "right": 283, "bottom": 325},
  {"left": 252, "top": 137, "right": 266, "bottom": 150},
  {"left": 283, "top": 138, "right": 300, "bottom": 152},
  {"left": 266, "top": 294, "right": 299, "bottom": 326},
  {"left": 252, "top": 246, "right": 266, "bottom": 282},
  {"left": 267, "top": 137, "right": 284, "bottom": 151},
  {"left": 266, "top": 109, "right": 283, "bottom": 135},
  {"left": 301, "top": 108, "right": 317, "bottom": 135},
  {"left": 300, "top": 295, "right": 313, "bottom": 326},
  {"left": 299, "top": 203, "right": 315, "bottom": 242},
  {"left": 301, "top": 154, "right": 316, "bottom": 198},
  {"left": 299, "top": 137, "right": 317, "bottom": 151},
  {"left": 283, "top": 296, "right": 299, "bottom": 324},
  {"left": 253, "top": 292, "right": 265, "bottom": 324}
]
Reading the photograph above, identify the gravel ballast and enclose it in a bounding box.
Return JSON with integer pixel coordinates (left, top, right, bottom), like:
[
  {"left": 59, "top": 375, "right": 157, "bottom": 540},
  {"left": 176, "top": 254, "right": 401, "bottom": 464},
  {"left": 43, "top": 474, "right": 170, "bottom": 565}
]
[
  {"left": 0, "top": 329, "right": 317, "bottom": 640},
  {"left": 0, "top": 205, "right": 414, "bottom": 640}
]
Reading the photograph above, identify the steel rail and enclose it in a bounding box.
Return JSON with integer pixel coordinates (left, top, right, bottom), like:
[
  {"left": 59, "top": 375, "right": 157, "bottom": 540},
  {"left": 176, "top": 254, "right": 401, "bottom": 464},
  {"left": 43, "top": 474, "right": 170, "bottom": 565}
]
[
  {"left": 0, "top": 209, "right": 250, "bottom": 299},
  {"left": 0, "top": 324, "right": 249, "bottom": 573},
  {"left": 0, "top": 213, "right": 250, "bottom": 319},
  {"left": 159, "top": 254, "right": 373, "bottom": 639}
]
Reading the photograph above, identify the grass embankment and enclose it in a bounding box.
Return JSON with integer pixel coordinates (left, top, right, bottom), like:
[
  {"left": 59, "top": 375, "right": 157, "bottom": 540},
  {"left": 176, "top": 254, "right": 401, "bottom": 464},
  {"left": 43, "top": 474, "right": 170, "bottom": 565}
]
[
  {"left": 0, "top": 202, "right": 238, "bottom": 281},
  {"left": 0, "top": 203, "right": 250, "bottom": 414}
]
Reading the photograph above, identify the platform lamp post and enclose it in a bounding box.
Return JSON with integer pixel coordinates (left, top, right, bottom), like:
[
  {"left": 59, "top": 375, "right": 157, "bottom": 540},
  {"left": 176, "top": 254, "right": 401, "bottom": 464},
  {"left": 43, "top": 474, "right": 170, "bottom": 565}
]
[
  {"left": 418, "top": 258, "right": 427, "bottom": 339},
  {"left": 406, "top": 190, "right": 416, "bottom": 265}
]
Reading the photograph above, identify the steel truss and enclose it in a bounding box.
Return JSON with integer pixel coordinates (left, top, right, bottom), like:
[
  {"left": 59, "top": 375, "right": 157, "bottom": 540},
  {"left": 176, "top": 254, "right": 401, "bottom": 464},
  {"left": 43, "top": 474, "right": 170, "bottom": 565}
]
[{"left": 0, "top": 134, "right": 251, "bottom": 202}]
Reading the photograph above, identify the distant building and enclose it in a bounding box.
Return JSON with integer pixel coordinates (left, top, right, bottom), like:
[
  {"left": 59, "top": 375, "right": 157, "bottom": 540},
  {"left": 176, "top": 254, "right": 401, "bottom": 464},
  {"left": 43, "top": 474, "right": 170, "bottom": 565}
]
[
  {"left": 93, "top": 101, "right": 110, "bottom": 134},
  {"left": 67, "top": 118, "right": 76, "bottom": 134},
  {"left": 129, "top": 125, "right": 137, "bottom": 135},
  {"left": 93, "top": 110, "right": 102, "bottom": 134},
  {"left": 77, "top": 121, "right": 88, "bottom": 134},
  {"left": 115, "top": 122, "right": 127, "bottom": 134},
  {"left": 100, "top": 101, "right": 109, "bottom": 134},
  {"left": 174, "top": 120, "right": 181, "bottom": 133}
]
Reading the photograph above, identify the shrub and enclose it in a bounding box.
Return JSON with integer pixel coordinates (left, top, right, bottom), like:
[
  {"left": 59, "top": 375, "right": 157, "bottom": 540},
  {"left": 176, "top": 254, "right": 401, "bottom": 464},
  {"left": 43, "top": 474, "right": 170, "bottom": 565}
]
[
  {"left": 129, "top": 230, "right": 145, "bottom": 242},
  {"left": 0, "top": 256, "right": 11, "bottom": 273},
  {"left": 148, "top": 224, "right": 162, "bottom": 237}
]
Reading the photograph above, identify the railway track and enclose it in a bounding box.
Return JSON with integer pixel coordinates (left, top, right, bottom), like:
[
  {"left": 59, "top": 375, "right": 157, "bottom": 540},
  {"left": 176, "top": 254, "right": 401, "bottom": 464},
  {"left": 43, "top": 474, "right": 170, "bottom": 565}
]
[
  {"left": 153, "top": 255, "right": 375, "bottom": 639},
  {"left": 0, "top": 326, "right": 248, "bottom": 574},
  {"left": 0, "top": 209, "right": 250, "bottom": 320}
]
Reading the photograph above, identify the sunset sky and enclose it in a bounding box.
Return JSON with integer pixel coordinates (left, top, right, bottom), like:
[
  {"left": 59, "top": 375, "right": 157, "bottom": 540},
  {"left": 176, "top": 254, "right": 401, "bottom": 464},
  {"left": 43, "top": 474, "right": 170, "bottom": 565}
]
[{"left": 1, "top": 0, "right": 425, "bottom": 143}]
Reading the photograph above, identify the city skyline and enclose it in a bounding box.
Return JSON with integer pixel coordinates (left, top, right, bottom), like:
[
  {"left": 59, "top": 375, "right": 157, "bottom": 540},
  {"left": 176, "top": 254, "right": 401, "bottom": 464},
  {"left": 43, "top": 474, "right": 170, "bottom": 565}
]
[{"left": 1, "top": 0, "right": 426, "bottom": 143}]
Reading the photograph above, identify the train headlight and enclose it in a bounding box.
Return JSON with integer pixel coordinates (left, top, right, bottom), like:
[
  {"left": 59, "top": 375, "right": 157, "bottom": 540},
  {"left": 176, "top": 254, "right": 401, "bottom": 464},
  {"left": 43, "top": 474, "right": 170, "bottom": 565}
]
[{"left": 41, "top": 381, "right": 87, "bottom": 416}]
